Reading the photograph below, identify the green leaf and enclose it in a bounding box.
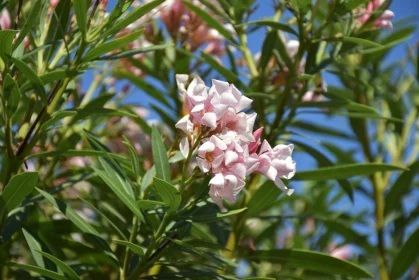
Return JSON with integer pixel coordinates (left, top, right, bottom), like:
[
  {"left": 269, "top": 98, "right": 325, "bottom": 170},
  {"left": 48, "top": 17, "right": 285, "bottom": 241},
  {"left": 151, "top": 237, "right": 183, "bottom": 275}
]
[
  {"left": 200, "top": 51, "right": 239, "bottom": 83},
  {"left": 79, "top": 197, "right": 128, "bottom": 240},
  {"left": 182, "top": 0, "right": 236, "bottom": 42},
  {"left": 26, "top": 149, "right": 128, "bottom": 163},
  {"left": 22, "top": 228, "right": 56, "bottom": 271},
  {"left": 141, "top": 166, "right": 156, "bottom": 193},
  {"left": 0, "top": 30, "right": 19, "bottom": 70},
  {"left": 390, "top": 227, "right": 419, "bottom": 279},
  {"left": 97, "top": 44, "right": 171, "bottom": 60},
  {"left": 113, "top": 240, "right": 144, "bottom": 256},
  {"left": 7, "top": 263, "right": 67, "bottom": 280},
  {"left": 298, "top": 101, "right": 379, "bottom": 114},
  {"left": 344, "top": 0, "right": 369, "bottom": 10},
  {"left": 186, "top": 208, "right": 247, "bottom": 222},
  {"left": 92, "top": 166, "right": 145, "bottom": 222},
  {"left": 241, "top": 249, "right": 373, "bottom": 278},
  {"left": 245, "top": 92, "right": 275, "bottom": 100},
  {"left": 41, "top": 110, "right": 77, "bottom": 131},
  {"left": 13, "top": 0, "right": 42, "bottom": 49},
  {"left": 385, "top": 161, "right": 419, "bottom": 214},
  {"left": 82, "top": 30, "right": 144, "bottom": 62},
  {"left": 293, "top": 164, "right": 407, "bottom": 181},
  {"left": 36, "top": 188, "right": 99, "bottom": 235},
  {"left": 247, "top": 181, "right": 282, "bottom": 217},
  {"left": 0, "top": 172, "right": 38, "bottom": 213},
  {"left": 137, "top": 199, "right": 165, "bottom": 211},
  {"left": 73, "top": 0, "right": 88, "bottom": 39},
  {"left": 153, "top": 178, "right": 181, "bottom": 213},
  {"left": 102, "top": 0, "right": 165, "bottom": 37},
  {"left": 341, "top": 36, "right": 382, "bottom": 47},
  {"left": 36, "top": 251, "right": 81, "bottom": 280},
  {"left": 122, "top": 136, "right": 141, "bottom": 183},
  {"left": 260, "top": 31, "right": 277, "bottom": 70},
  {"left": 10, "top": 57, "right": 46, "bottom": 102},
  {"left": 151, "top": 127, "right": 171, "bottom": 182},
  {"left": 238, "top": 20, "right": 298, "bottom": 36},
  {"left": 3, "top": 74, "right": 21, "bottom": 114},
  {"left": 46, "top": 0, "right": 71, "bottom": 44}
]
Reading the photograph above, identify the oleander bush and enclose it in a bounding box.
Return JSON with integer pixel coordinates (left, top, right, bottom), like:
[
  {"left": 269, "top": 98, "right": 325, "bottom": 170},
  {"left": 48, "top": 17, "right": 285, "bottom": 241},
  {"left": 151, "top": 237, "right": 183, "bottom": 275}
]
[{"left": 0, "top": 0, "right": 418, "bottom": 279}]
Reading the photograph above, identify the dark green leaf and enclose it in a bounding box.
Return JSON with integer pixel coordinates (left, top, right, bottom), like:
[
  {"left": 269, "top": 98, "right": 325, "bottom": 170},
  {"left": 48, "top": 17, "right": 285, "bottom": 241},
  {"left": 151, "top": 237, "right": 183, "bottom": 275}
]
[
  {"left": 151, "top": 126, "right": 171, "bottom": 182},
  {"left": 200, "top": 51, "right": 238, "bottom": 82},
  {"left": 186, "top": 208, "right": 247, "bottom": 222},
  {"left": 3, "top": 74, "right": 21, "bottom": 114},
  {"left": 73, "top": 0, "right": 88, "bottom": 39},
  {"left": 97, "top": 44, "right": 171, "bottom": 60},
  {"left": 102, "top": 0, "right": 165, "bottom": 37},
  {"left": 13, "top": 0, "right": 42, "bottom": 49},
  {"left": 7, "top": 263, "right": 67, "bottom": 280},
  {"left": 293, "top": 164, "right": 407, "bottom": 180},
  {"left": 0, "top": 30, "right": 19, "bottom": 70},
  {"left": 41, "top": 110, "right": 77, "bottom": 131},
  {"left": 113, "top": 240, "right": 144, "bottom": 256},
  {"left": 238, "top": 20, "right": 298, "bottom": 36},
  {"left": 22, "top": 228, "right": 56, "bottom": 271},
  {"left": 241, "top": 249, "right": 373, "bottom": 278},
  {"left": 137, "top": 199, "right": 165, "bottom": 210},
  {"left": 36, "top": 251, "right": 81, "bottom": 280},
  {"left": 390, "top": 227, "right": 419, "bottom": 279},
  {"left": 246, "top": 181, "right": 282, "bottom": 217},
  {"left": 0, "top": 172, "right": 38, "bottom": 212},
  {"left": 82, "top": 30, "right": 144, "bottom": 62},
  {"left": 153, "top": 178, "right": 181, "bottom": 213},
  {"left": 341, "top": 36, "right": 382, "bottom": 47},
  {"left": 122, "top": 136, "right": 141, "bottom": 183}
]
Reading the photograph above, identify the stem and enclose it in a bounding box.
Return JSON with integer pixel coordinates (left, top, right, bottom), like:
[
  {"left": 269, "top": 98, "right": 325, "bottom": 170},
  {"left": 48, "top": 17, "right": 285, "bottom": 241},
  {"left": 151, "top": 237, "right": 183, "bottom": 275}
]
[
  {"left": 121, "top": 217, "right": 139, "bottom": 280},
  {"left": 238, "top": 31, "right": 258, "bottom": 78},
  {"left": 180, "top": 133, "right": 203, "bottom": 193}
]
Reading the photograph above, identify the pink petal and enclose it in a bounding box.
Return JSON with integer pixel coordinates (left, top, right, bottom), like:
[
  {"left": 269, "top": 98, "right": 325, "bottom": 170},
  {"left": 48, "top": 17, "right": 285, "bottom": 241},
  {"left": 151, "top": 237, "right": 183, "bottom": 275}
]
[{"left": 202, "top": 112, "right": 217, "bottom": 129}]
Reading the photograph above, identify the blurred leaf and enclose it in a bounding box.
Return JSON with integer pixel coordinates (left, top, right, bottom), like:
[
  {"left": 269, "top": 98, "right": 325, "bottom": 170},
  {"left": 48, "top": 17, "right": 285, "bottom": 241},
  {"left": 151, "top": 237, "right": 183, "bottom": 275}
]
[
  {"left": 290, "top": 120, "right": 356, "bottom": 140},
  {"left": 137, "top": 199, "right": 165, "bottom": 210},
  {"left": 182, "top": 0, "right": 236, "bottom": 42},
  {"left": 113, "top": 240, "right": 144, "bottom": 256},
  {"left": 153, "top": 178, "right": 181, "bottom": 213},
  {"left": 7, "top": 263, "right": 67, "bottom": 280},
  {"left": 10, "top": 57, "right": 46, "bottom": 102},
  {"left": 0, "top": 204, "right": 34, "bottom": 245},
  {"left": 341, "top": 36, "right": 381, "bottom": 47},
  {"left": 82, "top": 30, "right": 144, "bottom": 62},
  {"left": 141, "top": 166, "right": 156, "bottom": 193},
  {"left": 390, "top": 227, "right": 419, "bottom": 279},
  {"left": 37, "top": 188, "right": 99, "bottom": 235},
  {"left": 26, "top": 149, "right": 128, "bottom": 163},
  {"left": 36, "top": 251, "right": 81, "bottom": 280},
  {"left": 102, "top": 0, "right": 165, "bottom": 37},
  {"left": 0, "top": 30, "right": 19, "bottom": 70},
  {"left": 239, "top": 20, "right": 298, "bottom": 36},
  {"left": 73, "top": 0, "right": 88, "bottom": 39},
  {"left": 3, "top": 74, "right": 21, "bottom": 114},
  {"left": 0, "top": 172, "right": 38, "bottom": 213},
  {"left": 98, "top": 44, "right": 171, "bottom": 60},
  {"left": 298, "top": 101, "right": 379, "bottom": 114},
  {"left": 293, "top": 163, "right": 407, "bottom": 180},
  {"left": 247, "top": 181, "right": 282, "bottom": 217},
  {"left": 260, "top": 31, "right": 277, "bottom": 70},
  {"left": 200, "top": 51, "right": 238, "bottom": 83},
  {"left": 13, "top": 0, "right": 42, "bottom": 49},
  {"left": 122, "top": 136, "right": 141, "bottom": 183},
  {"left": 245, "top": 92, "right": 275, "bottom": 100},
  {"left": 293, "top": 140, "right": 353, "bottom": 202},
  {"left": 40, "top": 110, "right": 77, "bottom": 131},
  {"left": 152, "top": 126, "right": 171, "bottom": 182},
  {"left": 186, "top": 208, "right": 247, "bottom": 222},
  {"left": 241, "top": 249, "right": 373, "bottom": 277},
  {"left": 385, "top": 161, "right": 419, "bottom": 215},
  {"left": 344, "top": 0, "right": 369, "bottom": 9},
  {"left": 46, "top": 0, "right": 71, "bottom": 43}
]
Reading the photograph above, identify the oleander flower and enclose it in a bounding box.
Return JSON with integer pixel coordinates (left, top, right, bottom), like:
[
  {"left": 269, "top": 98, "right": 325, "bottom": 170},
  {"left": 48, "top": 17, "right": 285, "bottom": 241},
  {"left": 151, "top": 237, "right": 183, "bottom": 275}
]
[
  {"left": 358, "top": 0, "right": 394, "bottom": 29},
  {"left": 175, "top": 75, "right": 296, "bottom": 207}
]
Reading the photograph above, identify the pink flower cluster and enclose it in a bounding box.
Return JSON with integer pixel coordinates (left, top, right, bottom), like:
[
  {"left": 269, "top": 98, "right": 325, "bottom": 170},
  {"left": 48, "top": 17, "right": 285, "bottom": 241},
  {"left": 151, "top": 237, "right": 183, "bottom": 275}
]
[
  {"left": 359, "top": 0, "right": 394, "bottom": 29},
  {"left": 175, "top": 75, "right": 296, "bottom": 207}
]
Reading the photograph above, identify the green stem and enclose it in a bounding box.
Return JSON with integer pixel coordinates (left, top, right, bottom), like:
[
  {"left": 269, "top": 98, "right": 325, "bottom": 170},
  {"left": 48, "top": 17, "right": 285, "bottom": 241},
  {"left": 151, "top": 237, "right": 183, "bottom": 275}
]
[
  {"left": 180, "top": 133, "right": 203, "bottom": 193},
  {"left": 121, "top": 217, "right": 139, "bottom": 280}
]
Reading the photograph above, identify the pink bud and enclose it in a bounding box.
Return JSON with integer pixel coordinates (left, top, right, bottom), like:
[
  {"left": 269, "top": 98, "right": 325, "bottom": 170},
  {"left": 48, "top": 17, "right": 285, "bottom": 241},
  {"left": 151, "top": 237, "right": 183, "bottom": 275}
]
[
  {"left": 50, "top": 0, "right": 60, "bottom": 8},
  {"left": 0, "top": 9, "right": 11, "bottom": 30}
]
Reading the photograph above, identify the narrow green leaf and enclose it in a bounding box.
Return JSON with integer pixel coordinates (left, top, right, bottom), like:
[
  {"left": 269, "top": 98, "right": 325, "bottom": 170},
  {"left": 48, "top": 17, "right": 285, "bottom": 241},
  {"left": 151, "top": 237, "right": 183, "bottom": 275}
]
[
  {"left": 151, "top": 127, "right": 171, "bottom": 182},
  {"left": 41, "top": 110, "right": 77, "bottom": 131},
  {"left": 7, "top": 263, "right": 67, "bottom": 280},
  {"left": 10, "top": 57, "right": 46, "bottom": 102},
  {"left": 293, "top": 163, "right": 407, "bottom": 181},
  {"left": 247, "top": 181, "right": 282, "bottom": 217},
  {"left": 122, "top": 136, "right": 141, "bottom": 182},
  {"left": 26, "top": 149, "right": 128, "bottom": 163},
  {"left": 298, "top": 101, "right": 379, "bottom": 114},
  {"left": 36, "top": 188, "right": 99, "bottom": 235},
  {"left": 92, "top": 167, "right": 145, "bottom": 222},
  {"left": 241, "top": 249, "right": 373, "bottom": 278},
  {"left": 200, "top": 51, "right": 238, "bottom": 82},
  {"left": 102, "top": 0, "right": 164, "bottom": 37},
  {"left": 13, "top": 0, "right": 42, "bottom": 49},
  {"left": 390, "top": 227, "right": 419, "bottom": 279},
  {"left": 97, "top": 44, "right": 171, "bottom": 60},
  {"left": 141, "top": 166, "right": 156, "bottom": 193},
  {"left": 113, "top": 240, "right": 144, "bottom": 256},
  {"left": 341, "top": 36, "right": 382, "bottom": 47},
  {"left": 260, "top": 31, "right": 277, "bottom": 70},
  {"left": 153, "top": 178, "right": 181, "bottom": 213},
  {"left": 3, "top": 74, "right": 21, "bottom": 114},
  {"left": 182, "top": 0, "right": 236, "bottom": 42},
  {"left": 385, "top": 161, "right": 419, "bottom": 214},
  {"left": 344, "top": 0, "right": 369, "bottom": 10},
  {"left": 245, "top": 92, "right": 275, "bottom": 100},
  {"left": 187, "top": 208, "right": 247, "bottom": 222},
  {"left": 0, "top": 172, "right": 38, "bottom": 212},
  {"left": 238, "top": 20, "right": 298, "bottom": 36},
  {"left": 36, "top": 251, "right": 81, "bottom": 280},
  {"left": 22, "top": 228, "right": 56, "bottom": 271},
  {"left": 73, "top": 0, "right": 88, "bottom": 39},
  {"left": 46, "top": 0, "right": 71, "bottom": 43},
  {"left": 82, "top": 30, "right": 144, "bottom": 62},
  {"left": 0, "top": 30, "right": 19, "bottom": 70},
  {"left": 137, "top": 199, "right": 165, "bottom": 211}
]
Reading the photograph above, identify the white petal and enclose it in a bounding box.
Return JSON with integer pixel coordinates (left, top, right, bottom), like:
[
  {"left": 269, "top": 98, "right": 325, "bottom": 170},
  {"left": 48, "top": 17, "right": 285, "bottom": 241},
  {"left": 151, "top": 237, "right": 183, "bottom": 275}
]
[
  {"left": 197, "top": 157, "right": 210, "bottom": 173},
  {"left": 210, "top": 135, "right": 227, "bottom": 150},
  {"left": 209, "top": 173, "right": 225, "bottom": 187},
  {"left": 198, "top": 141, "right": 215, "bottom": 152},
  {"left": 274, "top": 177, "right": 294, "bottom": 196},
  {"left": 225, "top": 151, "right": 238, "bottom": 166},
  {"left": 236, "top": 95, "right": 253, "bottom": 112},
  {"left": 259, "top": 140, "right": 272, "bottom": 154},
  {"left": 231, "top": 163, "right": 246, "bottom": 178},
  {"left": 202, "top": 112, "right": 217, "bottom": 129},
  {"left": 191, "top": 103, "right": 205, "bottom": 113},
  {"left": 179, "top": 137, "right": 189, "bottom": 158},
  {"left": 175, "top": 115, "right": 192, "bottom": 134},
  {"left": 212, "top": 79, "right": 229, "bottom": 94}
]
